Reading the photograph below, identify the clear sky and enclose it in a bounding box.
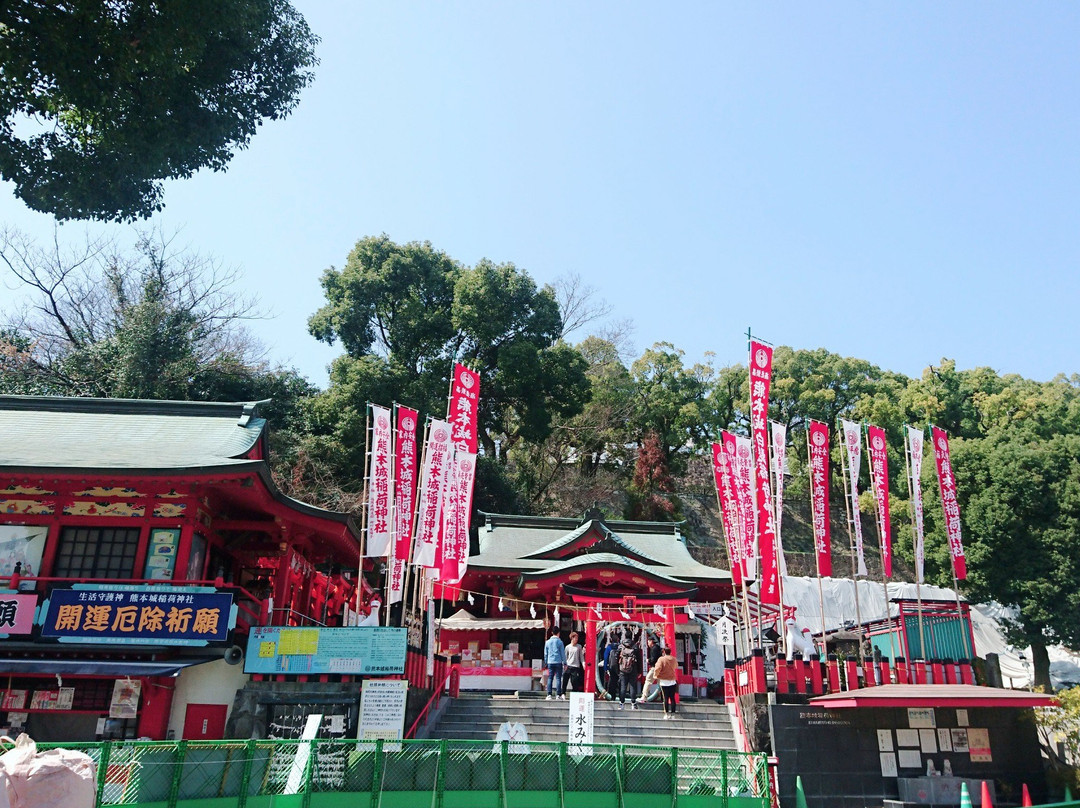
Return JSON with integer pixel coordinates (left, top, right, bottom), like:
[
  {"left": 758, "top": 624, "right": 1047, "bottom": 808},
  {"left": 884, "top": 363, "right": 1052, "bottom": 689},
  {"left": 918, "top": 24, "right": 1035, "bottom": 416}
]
[{"left": 2, "top": 3, "right": 1079, "bottom": 387}]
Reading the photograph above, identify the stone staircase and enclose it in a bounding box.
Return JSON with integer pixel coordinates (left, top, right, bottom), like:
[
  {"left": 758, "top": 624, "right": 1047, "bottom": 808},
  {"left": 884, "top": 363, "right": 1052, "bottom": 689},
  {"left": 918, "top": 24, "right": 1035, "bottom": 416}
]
[{"left": 424, "top": 692, "right": 738, "bottom": 750}]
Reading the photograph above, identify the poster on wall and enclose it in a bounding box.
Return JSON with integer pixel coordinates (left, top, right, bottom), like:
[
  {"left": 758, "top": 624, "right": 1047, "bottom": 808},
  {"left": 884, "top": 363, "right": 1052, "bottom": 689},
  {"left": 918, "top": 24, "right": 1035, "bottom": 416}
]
[
  {"left": 1, "top": 690, "right": 26, "bottom": 710},
  {"left": 110, "top": 679, "right": 141, "bottom": 719},
  {"left": 907, "top": 707, "right": 936, "bottom": 728},
  {"left": 358, "top": 679, "right": 408, "bottom": 742},
  {"left": 951, "top": 728, "right": 970, "bottom": 753},
  {"left": 879, "top": 752, "right": 898, "bottom": 778},
  {"left": 967, "top": 728, "right": 991, "bottom": 762},
  {"left": 29, "top": 688, "right": 74, "bottom": 710},
  {"left": 245, "top": 626, "right": 407, "bottom": 675},
  {"left": 142, "top": 528, "right": 180, "bottom": 580},
  {"left": 0, "top": 525, "right": 46, "bottom": 579}
]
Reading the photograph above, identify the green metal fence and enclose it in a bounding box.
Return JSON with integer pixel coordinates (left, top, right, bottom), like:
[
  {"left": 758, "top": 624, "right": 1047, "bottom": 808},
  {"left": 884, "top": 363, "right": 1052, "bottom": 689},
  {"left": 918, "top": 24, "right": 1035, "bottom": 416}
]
[{"left": 36, "top": 739, "right": 771, "bottom": 808}]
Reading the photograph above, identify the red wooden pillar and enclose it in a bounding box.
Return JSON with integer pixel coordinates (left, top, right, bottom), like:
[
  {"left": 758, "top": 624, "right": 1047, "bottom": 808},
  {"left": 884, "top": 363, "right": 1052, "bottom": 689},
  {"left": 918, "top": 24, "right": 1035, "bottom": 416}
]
[
  {"left": 750, "top": 648, "right": 767, "bottom": 693},
  {"left": 173, "top": 521, "right": 196, "bottom": 585},
  {"left": 931, "top": 661, "right": 945, "bottom": 685},
  {"left": 270, "top": 547, "right": 295, "bottom": 627},
  {"left": 664, "top": 605, "right": 677, "bottom": 656},
  {"left": 775, "top": 659, "right": 789, "bottom": 693},
  {"left": 912, "top": 661, "right": 928, "bottom": 684},
  {"left": 943, "top": 659, "right": 959, "bottom": 684},
  {"left": 585, "top": 608, "right": 597, "bottom": 694},
  {"left": 809, "top": 655, "right": 824, "bottom": 695},
  {"left": 959, "top": 659, "right": 974, "bottom": 685},
  {"left": 863, "top": 660, "right": 876, "bottom": 687},
  {"left": 845, "top": 658, "right": 860, "bottom": 690},
  {"left": 826, "top": 655, "right": 841, "bottom": 693},
  {"left": 793, "top": 658, "right": 806, "bottom": 695},
  {"left": 895, "top": 657, "right": 909, "bottom": 685},
  {"left": 879, "top": 658, "right": 892, "bottom": 686}
]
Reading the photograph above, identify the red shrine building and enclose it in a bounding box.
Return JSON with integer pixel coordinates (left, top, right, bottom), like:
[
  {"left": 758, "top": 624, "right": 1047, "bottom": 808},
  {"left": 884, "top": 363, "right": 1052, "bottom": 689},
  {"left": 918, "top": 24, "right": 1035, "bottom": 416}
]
[
  {"left": 0, "top": 395, "right": 365, "bottom": 742},
  {"left": 442, "top": 509, "right": 733, "bottom": 694}
]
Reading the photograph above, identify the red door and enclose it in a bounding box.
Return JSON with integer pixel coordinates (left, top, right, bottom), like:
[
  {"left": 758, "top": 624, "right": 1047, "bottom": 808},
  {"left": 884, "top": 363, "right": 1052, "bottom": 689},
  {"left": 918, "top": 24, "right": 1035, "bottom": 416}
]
[{"left": 182, "top": 704, "right": 228, "bottom": 740}]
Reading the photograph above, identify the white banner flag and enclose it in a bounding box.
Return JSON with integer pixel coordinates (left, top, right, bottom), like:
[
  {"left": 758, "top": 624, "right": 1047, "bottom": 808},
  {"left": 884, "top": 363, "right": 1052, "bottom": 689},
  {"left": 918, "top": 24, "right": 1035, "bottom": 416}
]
[
  {"left": 413, "top": 420, "right": 453, "bottom": 568},
  {"left": 568, "top": 693, "right": 595, "bottom": 755},
  {"left": 906, "top": 425, "right": 926, "bottom": 584},
  {"left": 769, "top": 421, "right": 788, "bottom": 579},
  {"left": 840, "top": 419, "right": 868, "bottom": 577},
  {"left": 365, "top": 406, "right": 394, "bottom": 557}
]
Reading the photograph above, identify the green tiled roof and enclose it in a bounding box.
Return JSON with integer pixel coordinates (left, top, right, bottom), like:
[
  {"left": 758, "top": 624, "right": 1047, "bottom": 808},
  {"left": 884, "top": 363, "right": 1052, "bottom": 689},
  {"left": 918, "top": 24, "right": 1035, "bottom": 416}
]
[
  {"left": 521, "top": 519, "right": 668, "bottom": 566},
  {"left": 519, "top": 553, "right": 687, "bottom": 586},
  {"left": 473, "top": 512, "right": 729, "bottom": 584},
  {"left": 0, "top": 395, "right": 265, "bottom": 472}
]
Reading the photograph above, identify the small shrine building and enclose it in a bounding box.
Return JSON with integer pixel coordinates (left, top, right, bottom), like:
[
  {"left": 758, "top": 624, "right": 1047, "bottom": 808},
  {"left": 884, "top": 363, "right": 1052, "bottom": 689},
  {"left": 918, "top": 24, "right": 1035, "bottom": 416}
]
[{"left": 442, "top": 509, "right": 733, "bottom": 693}]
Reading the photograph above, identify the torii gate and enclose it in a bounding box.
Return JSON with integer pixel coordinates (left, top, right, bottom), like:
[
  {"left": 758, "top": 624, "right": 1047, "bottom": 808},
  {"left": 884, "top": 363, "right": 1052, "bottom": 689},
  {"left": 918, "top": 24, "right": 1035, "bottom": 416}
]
[{"left": 567, "top": 591, "right": 694, "bottom": 693}]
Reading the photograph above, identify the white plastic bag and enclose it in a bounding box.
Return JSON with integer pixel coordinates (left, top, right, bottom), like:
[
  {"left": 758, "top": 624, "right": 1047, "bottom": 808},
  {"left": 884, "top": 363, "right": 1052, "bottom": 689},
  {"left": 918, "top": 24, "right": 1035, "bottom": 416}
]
[{"left": 0, "top": 734, "right": 96, "bottom": 808}]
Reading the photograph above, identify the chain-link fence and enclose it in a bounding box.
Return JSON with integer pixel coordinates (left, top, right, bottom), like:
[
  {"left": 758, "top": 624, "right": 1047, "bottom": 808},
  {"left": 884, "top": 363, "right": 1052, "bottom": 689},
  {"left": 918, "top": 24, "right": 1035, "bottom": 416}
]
[{"left": 37, "top": 738, "right": 771, "bottom": 807}]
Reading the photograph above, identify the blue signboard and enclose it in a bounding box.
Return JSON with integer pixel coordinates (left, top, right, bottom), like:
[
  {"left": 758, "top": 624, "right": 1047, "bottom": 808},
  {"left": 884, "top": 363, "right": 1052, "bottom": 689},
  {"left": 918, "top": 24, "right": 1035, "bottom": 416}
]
[
  {"left": 244, "top": 626, "right": 407, "bottom": 675},
  {"left": 40, "top": 585, "right": 234, "bottom": 645}
]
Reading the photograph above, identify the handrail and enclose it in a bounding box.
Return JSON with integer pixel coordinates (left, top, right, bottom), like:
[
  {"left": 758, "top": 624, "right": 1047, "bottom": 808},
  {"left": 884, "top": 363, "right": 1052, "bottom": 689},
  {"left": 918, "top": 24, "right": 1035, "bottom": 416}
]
[{"left": 405, "top": 662, "right": 455, "bottom": 739}]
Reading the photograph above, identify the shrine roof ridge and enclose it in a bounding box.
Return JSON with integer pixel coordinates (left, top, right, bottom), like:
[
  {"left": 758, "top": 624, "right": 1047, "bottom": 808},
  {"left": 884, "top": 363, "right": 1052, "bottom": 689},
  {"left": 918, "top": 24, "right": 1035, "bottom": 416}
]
[{"left": 478, "top": 511, "right": 686, "bottom": 535}]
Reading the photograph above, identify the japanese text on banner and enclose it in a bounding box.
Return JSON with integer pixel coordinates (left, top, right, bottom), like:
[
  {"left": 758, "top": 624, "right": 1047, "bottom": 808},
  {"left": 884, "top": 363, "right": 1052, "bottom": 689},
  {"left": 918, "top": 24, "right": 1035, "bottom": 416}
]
[
  {"left": 749, "top": 339, "right": 779, "bottom": 604},
  {"left": 931, "top": 426, "right": 966, "bottom": 580},
  {"left": 807, "top": 420, "right": 832, "bottom": 577}
]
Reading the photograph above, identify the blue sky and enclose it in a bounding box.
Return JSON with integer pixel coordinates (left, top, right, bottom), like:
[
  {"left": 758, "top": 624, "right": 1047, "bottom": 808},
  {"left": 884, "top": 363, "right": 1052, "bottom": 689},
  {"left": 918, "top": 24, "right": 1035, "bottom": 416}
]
[{"left": 2, "top": 3, "right": 1079, "bottom": 387}]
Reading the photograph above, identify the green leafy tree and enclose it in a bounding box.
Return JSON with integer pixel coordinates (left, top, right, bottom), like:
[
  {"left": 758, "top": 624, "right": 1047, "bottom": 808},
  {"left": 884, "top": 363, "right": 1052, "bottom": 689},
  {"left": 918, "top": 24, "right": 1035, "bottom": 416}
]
[
  {"left": 307, "top": 235, "right": 590, "bottom": 478},
  {"left": 0, "top": 0, "right": 318, "bottom": 221},
  {"left": 951, "top": 415, "right": 1080, "bottom": 690},
  {"left": 629, "top": 342, "right": 711, "bottom": 473}
]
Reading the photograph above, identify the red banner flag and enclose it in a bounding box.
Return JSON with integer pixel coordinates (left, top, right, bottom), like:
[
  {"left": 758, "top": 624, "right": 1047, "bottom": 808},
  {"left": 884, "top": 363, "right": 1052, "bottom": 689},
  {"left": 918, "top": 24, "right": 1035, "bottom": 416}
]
[
  {"left": 866, "top": 424, "right": 893, "bottom": 578},
  {"left": 365, "top": 405, "right": 393, "bottom": 557},
  {"left": 713, "top": 438, "right": 743, "bottom": 586},
  {"left": 931, "top": 426, "right": 966, "bottom": 580},
  {"left": 807, "top": 420, "right": 832, "bottom": 578},
  {"left": 748, "top": 339, "right": 780, "bottom": 605},
  {"left": 732, "top": 434, "right": 756, "bottom": 581},
  {"left": 388, "top": 406, "right": 419, "bottom": 604},
  {"left": 439, "top": 449, "right": 476, "bottom": 584},
  {"left": 449, "top": 363, "right": 480, "bottom": 453}
]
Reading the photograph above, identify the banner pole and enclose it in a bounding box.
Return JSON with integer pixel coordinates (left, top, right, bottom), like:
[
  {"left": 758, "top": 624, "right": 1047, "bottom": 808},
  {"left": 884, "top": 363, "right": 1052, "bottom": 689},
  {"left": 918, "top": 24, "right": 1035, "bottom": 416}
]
[
  {"left": 383, "top": 403, "right": 397, "bottom": 626},
  {"left": 769, "top": 421, "right": 786, "bottom": 658},
  {"left": 836, "top": 418, "right": 865, "bottom": 668},
  {"left": 904, "top": 426, "right": 928, "bottom": 661},
  {"left": 402, "top": 418, "right": 433, "bottom": 628},
  {"left": 713, "top": 441, "right": 746, "bottom": 658},
  {"left": 807, "top": 425, "right": 828, "bottom": 653}
]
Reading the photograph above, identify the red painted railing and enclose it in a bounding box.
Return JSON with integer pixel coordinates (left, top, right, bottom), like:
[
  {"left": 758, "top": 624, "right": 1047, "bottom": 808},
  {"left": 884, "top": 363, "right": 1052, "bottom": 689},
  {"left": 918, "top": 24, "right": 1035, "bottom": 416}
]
[
  {"left": 404, "top": 652, "right": 454, "bottom": 739},
  {"left": 728, "top": 652, "right": 976, "bottom": 698}
]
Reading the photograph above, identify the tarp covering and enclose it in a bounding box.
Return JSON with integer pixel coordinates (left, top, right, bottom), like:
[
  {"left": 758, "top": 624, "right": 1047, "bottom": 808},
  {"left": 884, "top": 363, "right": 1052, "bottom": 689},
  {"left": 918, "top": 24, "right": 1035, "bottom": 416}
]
[{"left": 437, "top": 608, "right": 544, "bottom": 631}]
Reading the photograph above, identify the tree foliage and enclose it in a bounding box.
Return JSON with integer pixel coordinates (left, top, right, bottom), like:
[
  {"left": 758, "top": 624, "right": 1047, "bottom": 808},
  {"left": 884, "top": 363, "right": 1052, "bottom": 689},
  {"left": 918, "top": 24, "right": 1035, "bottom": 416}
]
[
  {"left": 306, "top": 235, "right": 590, "bottom": 478},
  {"left": 0, "top": 0, "right": 318, "bottom": 221}
]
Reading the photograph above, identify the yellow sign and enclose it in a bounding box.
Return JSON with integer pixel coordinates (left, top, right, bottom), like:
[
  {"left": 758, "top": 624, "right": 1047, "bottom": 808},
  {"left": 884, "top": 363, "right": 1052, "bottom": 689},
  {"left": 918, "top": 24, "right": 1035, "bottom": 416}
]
[
  {"left": 259, "top": 641, "right": 276, "bottom": 658},
  {"left": 278, "top": 629, "right": 319, "bottom": 656}
]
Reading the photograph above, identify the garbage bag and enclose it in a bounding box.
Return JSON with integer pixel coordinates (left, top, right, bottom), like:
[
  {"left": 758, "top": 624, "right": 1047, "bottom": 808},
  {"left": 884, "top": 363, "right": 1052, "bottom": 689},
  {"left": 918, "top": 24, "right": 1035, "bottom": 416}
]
[{"left": 0, "top": 734, "right": 96, "bottom": 808}]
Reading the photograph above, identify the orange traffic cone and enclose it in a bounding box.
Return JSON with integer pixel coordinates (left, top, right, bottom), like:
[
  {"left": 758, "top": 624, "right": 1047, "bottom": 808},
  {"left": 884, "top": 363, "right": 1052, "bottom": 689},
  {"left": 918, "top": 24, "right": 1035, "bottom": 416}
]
[
  {"left": 1020, "top": 783, "right": 1032, "bottom": 806},
  {"left": 980, "top": 781, "right": 993, "bottom": 807}
]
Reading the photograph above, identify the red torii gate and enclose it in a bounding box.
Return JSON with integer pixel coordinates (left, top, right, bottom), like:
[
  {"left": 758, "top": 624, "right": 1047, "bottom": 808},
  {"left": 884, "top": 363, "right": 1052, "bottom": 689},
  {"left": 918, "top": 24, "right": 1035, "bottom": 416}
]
[{"left": 567, "top": 591, "right": 693, "bottom": 693}]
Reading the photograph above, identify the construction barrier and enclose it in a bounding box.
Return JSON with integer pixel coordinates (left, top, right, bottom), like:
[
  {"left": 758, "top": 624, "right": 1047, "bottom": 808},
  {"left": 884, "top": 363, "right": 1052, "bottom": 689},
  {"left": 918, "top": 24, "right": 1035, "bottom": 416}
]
[{"left": 35, "top": 738, "right": 772, "bottom": 808}]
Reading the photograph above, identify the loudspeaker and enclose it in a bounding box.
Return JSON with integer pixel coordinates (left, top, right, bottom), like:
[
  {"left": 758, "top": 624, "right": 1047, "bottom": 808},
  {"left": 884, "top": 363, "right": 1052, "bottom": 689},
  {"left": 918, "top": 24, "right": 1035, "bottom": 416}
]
[{"left": 224, "top": 645, "right": 244, "bottom": 666}]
